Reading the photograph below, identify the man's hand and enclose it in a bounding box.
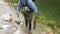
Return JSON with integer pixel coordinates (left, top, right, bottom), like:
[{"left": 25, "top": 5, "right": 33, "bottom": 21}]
[{"left": 16, "top": 12, "right": 20, "bottom": 17}]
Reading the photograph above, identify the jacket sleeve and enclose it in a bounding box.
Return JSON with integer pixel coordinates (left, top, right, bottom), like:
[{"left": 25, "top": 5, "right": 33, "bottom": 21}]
[
  {"left": 17, "top": 1, "right": 22, "bottom": 12},
  {"left": 28, "top": 0, "right": 38, "bottom": 16}
]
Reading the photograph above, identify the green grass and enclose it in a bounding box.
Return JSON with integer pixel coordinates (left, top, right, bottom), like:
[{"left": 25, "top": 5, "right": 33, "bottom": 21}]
[
  {"left": 35, "top": 0, "right": 60, "bottom": 21},
  {"left": 6, "top": 0, "right": 60, "bottom": 34},
  {"left": 36, "top": 0, "right": 60, "bottom": 33}
]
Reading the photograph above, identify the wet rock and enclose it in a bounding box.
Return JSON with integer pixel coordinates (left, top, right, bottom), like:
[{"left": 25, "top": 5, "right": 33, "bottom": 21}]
[
  {"left": 0, "top": 13, "right": 12, "bottom": 22},
  {"left": 0, "top": 25, "right": 17, "bottom": 34}
]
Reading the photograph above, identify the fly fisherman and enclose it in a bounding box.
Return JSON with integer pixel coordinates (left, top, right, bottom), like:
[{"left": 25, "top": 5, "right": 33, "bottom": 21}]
[{"left": 17, "top": 0, "right": 38, "bottom": 33}]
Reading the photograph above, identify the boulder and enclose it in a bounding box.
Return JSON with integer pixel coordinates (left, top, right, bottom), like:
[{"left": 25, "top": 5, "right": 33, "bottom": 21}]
[{"left": 0, "top": 13, "right": 12, "bottom": 22}]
